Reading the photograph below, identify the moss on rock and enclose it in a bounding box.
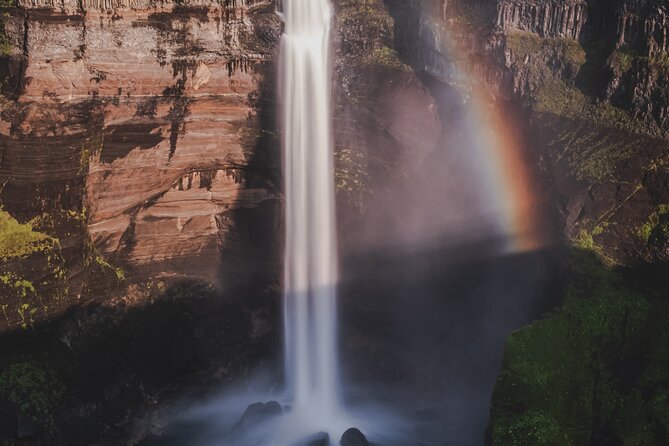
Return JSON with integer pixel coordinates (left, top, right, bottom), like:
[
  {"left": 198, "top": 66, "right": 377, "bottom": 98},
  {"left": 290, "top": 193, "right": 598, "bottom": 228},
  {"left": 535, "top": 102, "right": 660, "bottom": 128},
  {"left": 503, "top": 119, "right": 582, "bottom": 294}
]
[
  {"left": 489, "top": 250, "right": 669, "bottom": 445},
  {"left": 0, "top": 209, "right": 56, "bottom": 261},
  {"left": 637, "top": 204, "right": 669, "bottom": 244},
  {"left": 0, "top": 359, "right": 65, "bottom": 428}
]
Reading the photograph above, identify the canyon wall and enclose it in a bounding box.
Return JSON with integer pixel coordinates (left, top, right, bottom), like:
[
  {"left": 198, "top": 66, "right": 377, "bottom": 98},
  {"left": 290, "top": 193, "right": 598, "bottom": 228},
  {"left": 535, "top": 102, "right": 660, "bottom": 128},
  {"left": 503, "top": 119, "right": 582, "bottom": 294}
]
[
  {"left": 0, "top": 0, "right": 668, "bottom": 443},
  {"left": 390, "top": 0, "right": 669, "bottom": 265},
  {"left": 0, "top": 1, "right": 446, "bottom": 442},
  {"left": 0, "top": 0, "right": 282, "bottom": 330},
  {"left": 385, "top": 1, "right": 669, "bottom": 444},
  {"left": 0, "top": 0, "right": 441, "bottom": 330}
]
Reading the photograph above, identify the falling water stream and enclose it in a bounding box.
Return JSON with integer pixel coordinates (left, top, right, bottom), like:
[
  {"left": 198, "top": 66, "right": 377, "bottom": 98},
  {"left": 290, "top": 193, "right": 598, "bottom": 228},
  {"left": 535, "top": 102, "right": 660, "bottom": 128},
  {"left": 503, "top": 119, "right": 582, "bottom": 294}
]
[
  {"left": 280, "top": 0, "right": 343, "bottom": 436},
  {"left": 124, "top": 2, "right": 553, "bottom": 446}
]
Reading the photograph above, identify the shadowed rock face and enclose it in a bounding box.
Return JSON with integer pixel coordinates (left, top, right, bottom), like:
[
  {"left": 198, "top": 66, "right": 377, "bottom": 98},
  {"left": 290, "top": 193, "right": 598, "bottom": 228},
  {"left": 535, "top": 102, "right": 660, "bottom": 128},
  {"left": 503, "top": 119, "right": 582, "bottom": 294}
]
[{"left": 340, "top": 427, "right": 369, "bottom": 446}]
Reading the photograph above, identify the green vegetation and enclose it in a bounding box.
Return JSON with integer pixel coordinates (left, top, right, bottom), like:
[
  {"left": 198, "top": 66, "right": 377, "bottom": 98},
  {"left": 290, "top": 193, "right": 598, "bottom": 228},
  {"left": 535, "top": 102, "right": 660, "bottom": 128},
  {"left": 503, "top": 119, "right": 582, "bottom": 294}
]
[
  {"left": 0, "top": 38, "right": 11, "bottom": 58},
  {"left": 652, "top": 53, "right": 669, "bottom": 72},
  {"left": 609, "top": 46, "right": 641, "bottom": 74},
  {"left": 84, "top": 239, "right": 126, "bottom": 283},
  {"left": 0, "top": 0, "right": 15, "bottom": 57},
  {"left": 0, "top": 209, "right": 56, "bottom": 260},
  {"left": 534, "top": 77, "right": 647, "bottom": 135},
  {"left": 637, "top": 204, "right": 669, "bottom": 243},
  {"left": 0, "top": 359, "right": 65, "bottom": 426},
  {"left": 573, "top": 225, "right": 604, "bottom": 252},
  {"left": 453, "top": 3, "right": 493, "bottom": 30},
  {"left": 506, "top": 31, "right": 586, "bottom": 74},
  {"left": 0, "top": 273, "right": 35, "bottom": 298},
  {"left": 490, "top": 250, "right": 669, "bottom": 445},
  {"left": 337, "top": 0, "right": 395, "bottom": 59},
  {"left": 536, "top": 113, "right": 650, "bottom": 183},
  {"left": 609, "top": 46, "right": 669, "bottom": 75},
  {"left": 505, "top": 30, "right": 665, "bottom": 135},
  {"left": 0, "top": 204, "right": 124, "bottom": 329},
  {"left": 364, "top": 45, "right": 409, "bottom": 71}
]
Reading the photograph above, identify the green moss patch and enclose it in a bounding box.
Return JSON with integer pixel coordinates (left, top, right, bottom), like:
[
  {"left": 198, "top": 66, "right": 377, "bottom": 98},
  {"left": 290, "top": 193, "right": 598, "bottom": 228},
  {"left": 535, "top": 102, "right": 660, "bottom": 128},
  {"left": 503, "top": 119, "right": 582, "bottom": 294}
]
[
  {"left": 363, "top": 45, "right": 409, "bottom": 71},
  {"left": 0, "top": 209, "right": 56, "bottom": 260},
  {"left": 535, "top": 113, "right": 643, "bottom": 183},
  {"left": 0, "top": 206, "right": 124, "bottom": 330},
  {"left": 489, "top": 252, "right": 669, "bottom": 445},
  {"left": 637, "top": 204, "right": 669, "bottom": 243},
  {"left": 0, "top": 359, "right": 65, "bottom": 427},
  {"left": 337, "top": 0, "right": 395, "bottom": 60},
  {"left": 506, "top": 31, "right": 586, "bottom": 74},
  {"left": 0, "top": 1, "right": 15, "bottom": 58}
]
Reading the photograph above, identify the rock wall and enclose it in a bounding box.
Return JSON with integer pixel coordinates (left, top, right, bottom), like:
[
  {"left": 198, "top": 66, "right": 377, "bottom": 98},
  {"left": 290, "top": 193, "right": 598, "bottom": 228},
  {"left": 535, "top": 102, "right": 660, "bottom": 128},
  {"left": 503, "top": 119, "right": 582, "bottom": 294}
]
[
  {"left": 615, "top": 0, "right": 669, "bottom": 56},
  {"left": 0, "top": 0, "right": 282, "bottom": 330},
  {"left": 389, "top": 0, "right": 669, "bottom": 265},
  {"left": 495, "top": 0, "right": 669, "bottom": 57},
  {"left": 384, "top": 2, "right": 669, "bottom": 444},
  {"left": 497, "top": 0, "right": 588, "bottom": 39},
  {"left": 0, "top": 0, "right": 442, "bottom": 330}
]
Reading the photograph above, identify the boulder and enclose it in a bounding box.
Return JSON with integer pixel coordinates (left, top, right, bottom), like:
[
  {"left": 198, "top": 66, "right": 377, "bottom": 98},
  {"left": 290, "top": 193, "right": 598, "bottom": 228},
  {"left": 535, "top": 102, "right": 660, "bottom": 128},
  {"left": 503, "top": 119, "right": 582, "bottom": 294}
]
[
  {"left": 340, "top": 428, "right": 369, "bottom": 446},
  {"left": 235, "top": 401, "right": 283, "bottom": 433}
]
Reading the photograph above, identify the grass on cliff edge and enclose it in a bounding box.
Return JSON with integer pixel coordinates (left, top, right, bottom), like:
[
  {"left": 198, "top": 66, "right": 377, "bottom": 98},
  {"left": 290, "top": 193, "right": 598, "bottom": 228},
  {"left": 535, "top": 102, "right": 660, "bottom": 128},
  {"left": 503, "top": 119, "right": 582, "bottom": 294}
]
[
  {"left": 0, "top": 209, "right": 55, "bottom": 260},
  {"left": 489, "top": 249, "right": 669, "bottom": 445},
  {"left": 505, "top": 30, "right": 662, "bottom": 137}
]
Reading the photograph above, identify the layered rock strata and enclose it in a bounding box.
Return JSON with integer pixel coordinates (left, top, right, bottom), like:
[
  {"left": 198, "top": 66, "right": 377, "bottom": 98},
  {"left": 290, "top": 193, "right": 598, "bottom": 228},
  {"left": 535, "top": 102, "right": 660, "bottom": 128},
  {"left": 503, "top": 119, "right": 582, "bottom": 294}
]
[{"left": 0, "top": 0, "right": 281, "bottom": 329}]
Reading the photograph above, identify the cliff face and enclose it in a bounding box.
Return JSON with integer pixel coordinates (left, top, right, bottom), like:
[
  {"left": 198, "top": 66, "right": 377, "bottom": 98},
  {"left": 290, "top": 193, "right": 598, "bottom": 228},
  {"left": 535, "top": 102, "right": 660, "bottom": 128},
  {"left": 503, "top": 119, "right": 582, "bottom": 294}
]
[
  {"left": 391, "top": 0, "right": 669, "bottom": 266},
  {"left": 0, "top": 0, "right": 282, "bottom": 330},
  {"left": 386, "top": 1, "right": 669, "bottom": 444},
  {"left": 0, "top": 0, "right": 442, "bottom": 330},
  {"left": 0, "top": 1, "right": 285, "bottom": 442},
  {"left": 0, "top": 1, "right": 445, "bottom": 441},
  {"left": 1, "top": 0, "right": 668, "bottom": 443}
]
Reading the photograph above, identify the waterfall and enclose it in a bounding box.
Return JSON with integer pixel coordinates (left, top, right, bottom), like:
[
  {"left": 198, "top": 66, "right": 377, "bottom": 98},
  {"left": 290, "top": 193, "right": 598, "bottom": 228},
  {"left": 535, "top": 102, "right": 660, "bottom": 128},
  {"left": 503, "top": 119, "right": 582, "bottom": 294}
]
[{"left": 281, "top": 0, "right": 340, "bottom": 423}]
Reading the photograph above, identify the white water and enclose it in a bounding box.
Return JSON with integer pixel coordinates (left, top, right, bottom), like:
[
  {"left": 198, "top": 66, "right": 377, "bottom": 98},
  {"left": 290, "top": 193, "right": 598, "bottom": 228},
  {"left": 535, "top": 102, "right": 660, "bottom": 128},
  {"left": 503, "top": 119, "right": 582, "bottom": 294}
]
[{"left": 280, "top": 0, "right": 341, "bottom": 430}]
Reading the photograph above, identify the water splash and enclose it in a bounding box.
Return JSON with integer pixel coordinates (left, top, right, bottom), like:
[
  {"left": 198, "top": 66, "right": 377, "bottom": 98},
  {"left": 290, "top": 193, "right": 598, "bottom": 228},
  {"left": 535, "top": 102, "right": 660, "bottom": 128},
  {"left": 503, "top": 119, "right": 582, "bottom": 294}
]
[{"left": 280, "top": 0, "right": 341, "bottom": 429}]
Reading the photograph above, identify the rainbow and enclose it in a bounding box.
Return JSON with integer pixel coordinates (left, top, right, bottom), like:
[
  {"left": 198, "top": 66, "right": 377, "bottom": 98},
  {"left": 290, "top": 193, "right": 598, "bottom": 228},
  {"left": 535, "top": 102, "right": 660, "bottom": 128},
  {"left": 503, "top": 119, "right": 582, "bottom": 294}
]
[
  {"left": 421, "top": 13, "right": 547, "bottom": 253},
  {"left": 469, "top": 96, "right": 545, "bottom": 253}
]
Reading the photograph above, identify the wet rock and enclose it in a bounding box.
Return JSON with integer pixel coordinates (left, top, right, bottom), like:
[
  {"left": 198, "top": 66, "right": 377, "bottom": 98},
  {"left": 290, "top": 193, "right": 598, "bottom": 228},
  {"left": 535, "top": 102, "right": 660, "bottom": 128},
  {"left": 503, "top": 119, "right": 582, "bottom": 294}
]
[
  {"left": 235, "top": 401, "right": 283, "bottom": 433},
  {"left": 16, "top": 413, "right": 38, "bottom": 439},
  {"left": 227, "top": 402, "right": 283, "bottom": 446},
  {"left": 340, "top": 428, "right": 369, "bottom": 446}
]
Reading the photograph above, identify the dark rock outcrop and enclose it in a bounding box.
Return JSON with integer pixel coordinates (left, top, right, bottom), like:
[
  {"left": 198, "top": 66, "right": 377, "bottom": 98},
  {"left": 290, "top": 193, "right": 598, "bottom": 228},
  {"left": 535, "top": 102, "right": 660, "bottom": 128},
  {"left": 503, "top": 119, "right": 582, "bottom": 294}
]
[
  {"left": 340, "top": 427, "right": 369, "bottom": 446},
  {"left": 235, "top": 401, "right": 283, "bottom": 432}
]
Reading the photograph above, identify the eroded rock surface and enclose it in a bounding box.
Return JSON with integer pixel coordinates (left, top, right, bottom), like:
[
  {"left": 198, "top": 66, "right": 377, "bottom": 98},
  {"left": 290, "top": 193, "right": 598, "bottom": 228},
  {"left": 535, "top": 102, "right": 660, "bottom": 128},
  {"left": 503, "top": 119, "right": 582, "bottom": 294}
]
[{"left": 0, "top": 0, "right": 282, "bottom": 329}]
